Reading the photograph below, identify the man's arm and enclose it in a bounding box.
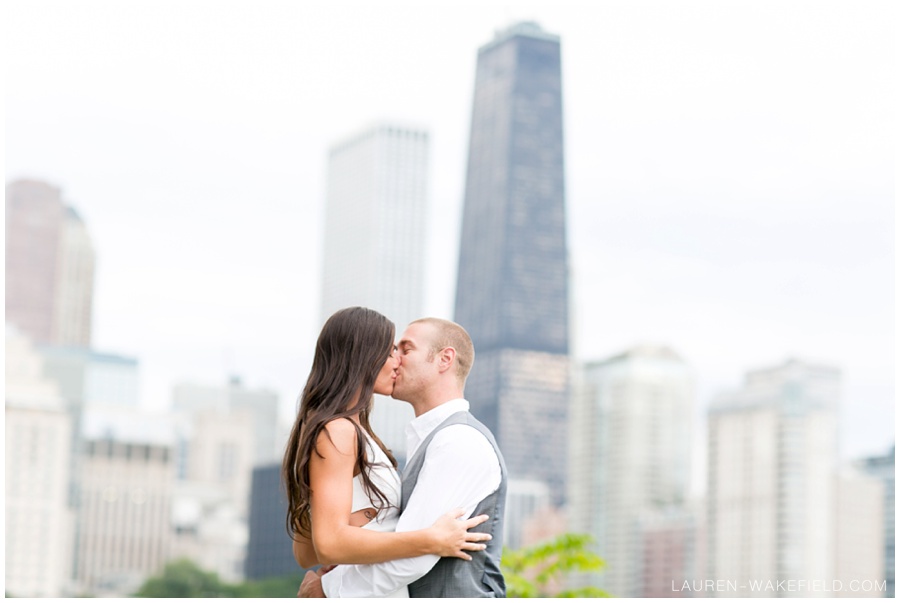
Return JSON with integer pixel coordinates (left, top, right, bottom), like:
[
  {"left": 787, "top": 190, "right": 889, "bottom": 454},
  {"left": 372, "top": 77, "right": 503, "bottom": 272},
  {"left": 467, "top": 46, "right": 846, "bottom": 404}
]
[{"left": 320, "top": 425, "right": 502, "bottom": 598}]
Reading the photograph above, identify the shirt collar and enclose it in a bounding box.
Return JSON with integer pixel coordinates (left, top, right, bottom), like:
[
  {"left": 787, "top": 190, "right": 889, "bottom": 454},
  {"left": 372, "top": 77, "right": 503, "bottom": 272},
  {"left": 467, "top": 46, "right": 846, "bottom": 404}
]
[{"left": 406, "top": 398, "right": 469, "bottom": 459}]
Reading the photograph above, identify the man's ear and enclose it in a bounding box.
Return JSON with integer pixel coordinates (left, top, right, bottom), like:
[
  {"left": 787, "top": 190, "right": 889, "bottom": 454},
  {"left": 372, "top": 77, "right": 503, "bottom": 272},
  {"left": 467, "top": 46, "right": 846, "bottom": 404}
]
[{"left": 437, "top": 347, "right": 457, "bottom": 374}]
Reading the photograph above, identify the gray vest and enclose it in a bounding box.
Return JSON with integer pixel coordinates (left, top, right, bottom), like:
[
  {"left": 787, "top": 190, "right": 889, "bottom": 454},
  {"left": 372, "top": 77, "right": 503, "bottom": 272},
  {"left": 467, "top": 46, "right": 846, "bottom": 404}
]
[{"left": 401, "top": 411, "right": 507, "bottom": 598}]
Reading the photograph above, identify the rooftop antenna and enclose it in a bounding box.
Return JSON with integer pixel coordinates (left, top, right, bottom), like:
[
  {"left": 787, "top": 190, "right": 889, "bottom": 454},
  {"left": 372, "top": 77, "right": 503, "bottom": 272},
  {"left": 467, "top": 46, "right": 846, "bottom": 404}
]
[{"left": 223, "top": 346, "right": 240, "bottom": 412}]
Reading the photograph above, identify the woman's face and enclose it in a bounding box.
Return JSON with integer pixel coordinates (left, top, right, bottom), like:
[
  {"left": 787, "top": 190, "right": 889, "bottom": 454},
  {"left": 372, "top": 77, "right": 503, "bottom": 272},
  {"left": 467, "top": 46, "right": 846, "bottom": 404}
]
[{"left": 373, "top": 345, "right": 400, "bottom": 396}]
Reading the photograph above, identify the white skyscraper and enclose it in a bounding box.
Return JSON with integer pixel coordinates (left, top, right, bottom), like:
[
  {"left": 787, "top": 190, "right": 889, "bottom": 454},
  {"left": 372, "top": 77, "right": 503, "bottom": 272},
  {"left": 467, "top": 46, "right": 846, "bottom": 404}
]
[
  {"left": 319, "top": 123, "right": 429, "bottom": 461},
  {"left": 568, "top": 345, "right": 695, "bottom": 597},
  {"left": 707, "top": 359, "right": 839, "bottom": 597},
  {"left": 4, "top": 327, "right": 75, "bottom": 598}
]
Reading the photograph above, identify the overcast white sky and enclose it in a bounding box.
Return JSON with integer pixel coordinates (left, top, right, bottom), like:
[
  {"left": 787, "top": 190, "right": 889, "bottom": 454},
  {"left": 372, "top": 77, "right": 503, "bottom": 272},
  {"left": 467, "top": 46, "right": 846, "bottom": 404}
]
[{"left": 5, "top": 0, "right": 895, "bottom": 466}]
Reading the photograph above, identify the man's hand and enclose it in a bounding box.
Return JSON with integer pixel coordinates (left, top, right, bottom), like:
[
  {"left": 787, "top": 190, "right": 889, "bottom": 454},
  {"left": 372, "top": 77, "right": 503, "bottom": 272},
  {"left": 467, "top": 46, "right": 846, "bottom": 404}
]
[{"left": 298, "top": 566, "right": 330, "bottom": 598}]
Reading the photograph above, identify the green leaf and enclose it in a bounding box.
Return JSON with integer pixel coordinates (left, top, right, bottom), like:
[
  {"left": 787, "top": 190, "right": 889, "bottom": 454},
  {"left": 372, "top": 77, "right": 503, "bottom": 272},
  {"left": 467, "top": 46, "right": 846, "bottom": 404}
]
[{"left": 499, "top": 533, "right": 607, "bottom": 598}]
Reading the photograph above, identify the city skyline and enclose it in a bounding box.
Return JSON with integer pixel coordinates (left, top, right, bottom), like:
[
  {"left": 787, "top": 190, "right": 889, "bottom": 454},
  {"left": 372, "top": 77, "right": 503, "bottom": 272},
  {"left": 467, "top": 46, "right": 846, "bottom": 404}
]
[{"left": 5, "top": 0, "right": 894, "bottom": 468}]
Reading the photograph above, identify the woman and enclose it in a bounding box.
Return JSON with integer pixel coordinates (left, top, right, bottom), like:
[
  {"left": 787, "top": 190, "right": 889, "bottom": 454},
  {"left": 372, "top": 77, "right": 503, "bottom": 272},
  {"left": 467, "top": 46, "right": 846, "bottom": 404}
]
[{"left": 282, "top": 307, "right": 490, "bottom": 598}]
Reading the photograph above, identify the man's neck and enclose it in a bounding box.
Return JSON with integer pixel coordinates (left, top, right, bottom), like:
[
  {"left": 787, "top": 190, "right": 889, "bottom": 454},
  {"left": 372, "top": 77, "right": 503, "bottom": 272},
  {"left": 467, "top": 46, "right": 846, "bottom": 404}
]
[{"left": 412, "top": 388, "right": 464, "bottom": 417}]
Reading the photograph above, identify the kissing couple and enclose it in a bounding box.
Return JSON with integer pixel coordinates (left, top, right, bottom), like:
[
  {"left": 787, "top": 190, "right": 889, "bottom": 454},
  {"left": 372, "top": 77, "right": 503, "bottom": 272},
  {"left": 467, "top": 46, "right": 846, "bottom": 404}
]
[{"left": 283, "top": 307, "right": 508, "bottom": 597}]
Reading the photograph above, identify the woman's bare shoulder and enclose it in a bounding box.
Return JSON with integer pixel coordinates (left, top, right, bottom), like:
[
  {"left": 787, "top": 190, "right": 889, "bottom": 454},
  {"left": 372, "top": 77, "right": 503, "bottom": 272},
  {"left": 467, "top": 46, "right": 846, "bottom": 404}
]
[{"left": 316, "top": 417, "right": 358, "bottom": 456}]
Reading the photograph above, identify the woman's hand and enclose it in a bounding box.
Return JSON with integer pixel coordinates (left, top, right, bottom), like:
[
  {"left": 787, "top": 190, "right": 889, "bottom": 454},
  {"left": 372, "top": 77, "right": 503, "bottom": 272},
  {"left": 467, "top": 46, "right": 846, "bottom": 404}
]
[{"left": 429, "top": 508, "right": 492, "bottom": 560}]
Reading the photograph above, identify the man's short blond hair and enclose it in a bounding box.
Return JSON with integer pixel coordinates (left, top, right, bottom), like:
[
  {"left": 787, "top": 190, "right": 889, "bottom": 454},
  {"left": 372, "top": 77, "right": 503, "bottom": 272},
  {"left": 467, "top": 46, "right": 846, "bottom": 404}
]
[{"left": 411, "top": 317, "right": 475, "bottom": 384}]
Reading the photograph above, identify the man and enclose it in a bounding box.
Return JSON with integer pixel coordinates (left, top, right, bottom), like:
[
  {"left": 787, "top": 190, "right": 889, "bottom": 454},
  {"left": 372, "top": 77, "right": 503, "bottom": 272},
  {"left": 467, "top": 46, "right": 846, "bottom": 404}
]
[{"left": 300, "top": 317, "right": 507, "bottom": 597}]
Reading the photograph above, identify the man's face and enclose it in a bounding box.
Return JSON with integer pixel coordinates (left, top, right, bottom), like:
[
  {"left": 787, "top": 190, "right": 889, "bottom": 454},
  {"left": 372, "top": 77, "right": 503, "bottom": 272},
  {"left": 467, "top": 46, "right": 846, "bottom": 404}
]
[{"left": 391, "top": 322, "right": 438, "bottom": 402}]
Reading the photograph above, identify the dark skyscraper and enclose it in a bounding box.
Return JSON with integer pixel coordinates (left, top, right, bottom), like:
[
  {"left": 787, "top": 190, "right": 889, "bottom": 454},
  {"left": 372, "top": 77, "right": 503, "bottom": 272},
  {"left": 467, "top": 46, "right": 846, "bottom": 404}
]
[
  {"left": 245, "top": 463, "right": 297, "bottom": 580},
  {"left": 454, "top": 22, "right": 569, "bottom": 505}
]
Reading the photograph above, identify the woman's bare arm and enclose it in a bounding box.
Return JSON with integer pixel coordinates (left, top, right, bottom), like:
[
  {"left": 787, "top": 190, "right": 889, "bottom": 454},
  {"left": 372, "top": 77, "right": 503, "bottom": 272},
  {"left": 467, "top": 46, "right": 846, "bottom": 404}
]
[
  {"left": 293, "top": 507, "right": 378, "bottom": 568},
  {"left": 292, "top": 534, "right": 318, "bottom": 568},
  {"left": 308, "top": 419, "right": 490, "bottom": 566}
]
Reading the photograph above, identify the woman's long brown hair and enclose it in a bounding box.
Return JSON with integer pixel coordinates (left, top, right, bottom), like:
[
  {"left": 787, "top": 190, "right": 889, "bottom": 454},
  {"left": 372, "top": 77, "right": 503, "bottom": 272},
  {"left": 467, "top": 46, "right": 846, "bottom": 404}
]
[{"left": 282, "top": 306, "right": 398, "bottom": 539}]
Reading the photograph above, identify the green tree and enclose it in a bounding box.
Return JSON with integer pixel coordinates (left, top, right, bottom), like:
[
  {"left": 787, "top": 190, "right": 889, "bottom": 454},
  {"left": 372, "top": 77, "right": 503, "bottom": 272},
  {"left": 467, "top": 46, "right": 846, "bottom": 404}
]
[
  {"left": 232, "top": 573, "right": 307, "bottom": 598},
  {"left": 501, "top": 533, "right": 610, "bottom": 597},
  {"left": 132, "top": 558, "right": 237, "bottom": 597},
  {"left": 133, "top": 558, "right": 306, "bottom": 598}
]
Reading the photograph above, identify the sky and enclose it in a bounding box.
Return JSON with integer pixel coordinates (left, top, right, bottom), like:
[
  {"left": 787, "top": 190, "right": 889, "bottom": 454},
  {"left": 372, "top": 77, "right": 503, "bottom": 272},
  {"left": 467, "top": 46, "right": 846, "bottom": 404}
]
[{"left": 5, "top": 0, "right": 895, "bottom": 471}]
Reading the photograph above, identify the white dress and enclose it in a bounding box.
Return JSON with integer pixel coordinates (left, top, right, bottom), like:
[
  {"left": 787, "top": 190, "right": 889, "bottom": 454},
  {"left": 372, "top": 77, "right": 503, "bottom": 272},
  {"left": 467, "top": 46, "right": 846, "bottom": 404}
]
[{"left": 349, "top": 431, "right": 410, "bottom": 598}]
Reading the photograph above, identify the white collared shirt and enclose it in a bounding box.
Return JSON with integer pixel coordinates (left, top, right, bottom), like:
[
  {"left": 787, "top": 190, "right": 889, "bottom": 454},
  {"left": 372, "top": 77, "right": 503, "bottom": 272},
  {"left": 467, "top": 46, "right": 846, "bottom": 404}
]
[{"left": 321, "top": 399, "right": 503, "bottom": 598}]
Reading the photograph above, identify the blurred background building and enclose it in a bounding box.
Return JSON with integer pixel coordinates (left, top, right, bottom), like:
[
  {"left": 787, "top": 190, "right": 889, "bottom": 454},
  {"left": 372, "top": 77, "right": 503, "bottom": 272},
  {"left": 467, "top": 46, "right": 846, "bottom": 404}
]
[
  {"left": 503, "top": 478, "right": 553, "bottom": 550},
  {"left": 857, "top": 447, "right": 896, "bottom": 597},
  {"left": 5, "top": 178, "right": 95, "bottom": 347},
  {"left": 568, "top": 345, "right": 696, "bottom": 596},
  {"left": 4, "top": 328, "right": 75, "bottom": 598},
  {"left": 169, "top": 377, "right": 282, "bottom": 581},
  {"left": 244, "top": 463, "right": 296, "bottom": 581},
  {"left": 707, "top": 359, "right": 857, "bottom": 597},
  {"left": 38, "top": 346, "right": 140, "bottom": 505},
  {"left": 637, "top": 506, "right": 700, "bottom": 598},
  {"left": 172, "top": 378, "right": 281, "bottom": 475},
  {"left": 170, "top": 478, "right": 249, "bottom": 585},
  {"left": 833, "top": 465, "right": 885, "bottom": 598},
  {"left": 73, "top": 411, "right": 176, "bottom": 596},
  {"left": 318, "top": 122, "right": 430, "bottom": 464},
  {"left": 453, "top": 23, "right": 570, "bottom": 547}
]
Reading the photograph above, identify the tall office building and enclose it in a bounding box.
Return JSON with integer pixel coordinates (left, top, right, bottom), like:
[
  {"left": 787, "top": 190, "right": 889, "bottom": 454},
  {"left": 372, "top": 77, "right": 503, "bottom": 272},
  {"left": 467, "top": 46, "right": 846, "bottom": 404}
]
[
  {"left": 568, "top": 346, "right": 695, "bottom": 596},
  {"left": 6, "top": 179, "right": 95, "bottom": 347},
  {"left": 319, "top": 123, "right": 429, "bottom": 460},
  {"left": 707, "top": 359, "right": 839, "bottom": 597},
  {"left": 454, "top": 21, "right": 570, "bottom": 503},
  {"left": 858, "top": 446, "right": 895, "bottom": 597},
  {"left": 4, "top": 327, "right": 75, "bottom": 597}
]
